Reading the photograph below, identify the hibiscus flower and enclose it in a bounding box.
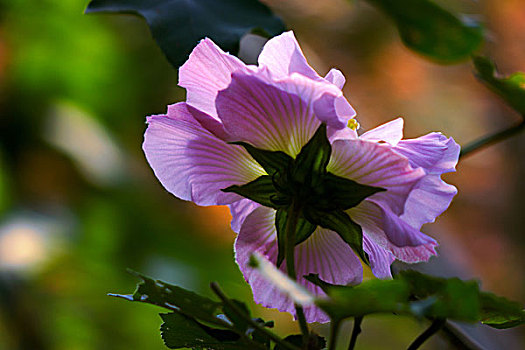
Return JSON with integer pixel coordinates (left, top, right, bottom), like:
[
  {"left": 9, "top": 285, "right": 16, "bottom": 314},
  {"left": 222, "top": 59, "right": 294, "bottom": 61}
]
[{"left": 143, "top": 31, "right": 460, "bottom": 323}]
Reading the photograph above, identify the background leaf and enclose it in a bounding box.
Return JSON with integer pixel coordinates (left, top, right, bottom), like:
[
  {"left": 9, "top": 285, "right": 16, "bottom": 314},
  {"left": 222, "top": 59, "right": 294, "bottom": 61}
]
[
  {"left": 472, "top": 56, "right": 525, "bottom": 116},
  {"left": 365, "top": 0, "right": 483, "bottom": 63},
  {"left": 85, "top": 0, "right": 286, "bottom": 68}
]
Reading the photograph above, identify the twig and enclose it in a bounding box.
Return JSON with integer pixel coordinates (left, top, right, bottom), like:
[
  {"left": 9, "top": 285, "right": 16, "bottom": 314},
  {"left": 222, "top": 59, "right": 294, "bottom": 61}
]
[
  {"left": 460, "top": 120, "right": 525, "bottom": 158},
  {"left": 407, "top": 318, "right": 446, "bottom": 350},
  {"left": 328, "top": 319, "right": 341, "bottom": 350},
  {"left": 210, "top": 282, "right": 301, "bottom": 350},
  {"left": 348, "top": 316, "right": 363, "bottom": 350}
]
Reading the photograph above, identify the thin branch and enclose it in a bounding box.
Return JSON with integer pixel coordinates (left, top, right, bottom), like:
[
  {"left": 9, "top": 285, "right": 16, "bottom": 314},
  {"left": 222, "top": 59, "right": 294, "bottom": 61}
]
[
  {"left": 210, "top": 282, "right": 301, "bottom": 350},
  {"left": 460, "top": 120, "right": 525, "bottom": 158},
  {"left": 348, "top": 316, "right": 363, "bottom": 350},
  {"left": 407, "top": 318, "right": 446, "bottom": 350}
]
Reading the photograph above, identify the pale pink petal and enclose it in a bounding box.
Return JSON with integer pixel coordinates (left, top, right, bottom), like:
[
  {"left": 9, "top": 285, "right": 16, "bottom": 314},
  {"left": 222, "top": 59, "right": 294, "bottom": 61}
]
[
  {"left": 143, "top": 103, "right": 265, "bottom": 206},
  {"left": 257, "top": 31, "right": 320, "bottom": 81},
  {"left": 235, "top": 207, "right": 362, "bottom": 323},
  {"left": 324, "top": 68, "right": 346, "bottom": 89},
  {"left": 401, "top": 175, "right": 458, "bottom": 229},
  {"left": 216, "top": 71, "right": 321, "bottom": 157},
  {"left": 394, "top": 133, "right": 460, "bottom": 174},
  {"left": 179, "top": 38, "right": 248, "bottom": 118},
  {"left": 229, "top": 199, "right": 260, "bottom": 233},
  {"left": 363, "top": 235, "right": 395, "bottom": 279},
  {"left": 360, "top": 118, "right": 404, "bottom": 146},
  {"left": 327, "top": 139, "right": 425, "bottom": 215},
  {"left": 350, "top": 201, "right": 438, "bottom": 264}
]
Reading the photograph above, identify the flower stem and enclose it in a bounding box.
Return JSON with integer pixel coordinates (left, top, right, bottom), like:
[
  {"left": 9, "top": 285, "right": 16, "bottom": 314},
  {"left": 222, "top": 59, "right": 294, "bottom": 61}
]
[
  {"left": 460, "top": 119, "right": 525, "bottom": 158},
  {"left": 407, "top": 318, "right": 446, "bottom": 350},
  {"left": 328, "top": 319, "right": 341, "bottom": 350},
  {"left": 348, "top": 316, "right": 363, "bottom": 350},
  {"left": 210, "top": 282, "right": 301, "bottom": 350},
  {"left": 284, "top": 200, "right": 310, "bottom": 339}
]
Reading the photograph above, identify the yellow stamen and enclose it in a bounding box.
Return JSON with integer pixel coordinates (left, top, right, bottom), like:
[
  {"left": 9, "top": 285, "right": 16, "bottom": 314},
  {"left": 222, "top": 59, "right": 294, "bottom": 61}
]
[{"left": 347, "top": 118, "right": 359, "bottom": 131}]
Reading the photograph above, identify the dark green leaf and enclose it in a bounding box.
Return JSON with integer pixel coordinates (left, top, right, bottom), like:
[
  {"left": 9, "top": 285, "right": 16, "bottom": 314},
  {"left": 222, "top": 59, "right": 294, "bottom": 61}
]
[
  {"left": 317, "top": 279, "right": 410, "bottom": 320},
  {"left": 85, "top": 0, "right": 285, "bottom": 68},
  {"left": 305, "top": 209, "right": 369, "bottom": 265},
  {"left": 292, "top": 124, "right": 331, "bottom": 188},
  {"left": 160, "top": 312, "right": 246, "bottom": 350},
  {"left": 233, "top": 142, "right": 293, "bottom": 176},
  {"left": 274, "top": 334, "right": 326, "bottom": 350},
  {"left": 222, "top": 176, "right": 279, "bottom": 209},
  {"left": 110, "top": 270, "right": 221, "bottom": 322},
  {"left": 472, "top": 56, "right": 525, "bottom": 116},
  {"left": 319, "top": 173, "right": 385, "bottom": 211},
  {"left": 222, "top": 299, "right": 251, "bottom": 333},
  {"left": 275, "top": 208, "right": 317, "bottom": 267},
  {"left": 399, "top": 270, "right": 480, "bottom": 322},
  {"left": 366, "top": 0, "right": 483, "bottom": 63},
  {"left": 479, "top": 292, "right": 525, "bottom": 329}
]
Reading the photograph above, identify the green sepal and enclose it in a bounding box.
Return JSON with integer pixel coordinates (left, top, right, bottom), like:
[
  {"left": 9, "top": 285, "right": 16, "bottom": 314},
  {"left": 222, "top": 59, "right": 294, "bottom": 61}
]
[
  {"left": 365, "top": 0, "right": 483, "bottom": 64},
  {"left": 317, "top": 173, "right": 385, "bottom": 211},
  {"left": 232, "top": 141, "right": 293, "bottom": 176},
  {"left": 473, "top": 56, "right": 525, "bottom": 116},
  {"left": 222, "top": 175, "right": 280, "bottom": 209},
  {"left": 275, "top": 208, "right": 317, "bottom": 267},
  {"left": 292, "top": 124, "right": 331, "bottom": 188},
  {"left": 305, "top": 209, "right": 369, "bottom": 265}
]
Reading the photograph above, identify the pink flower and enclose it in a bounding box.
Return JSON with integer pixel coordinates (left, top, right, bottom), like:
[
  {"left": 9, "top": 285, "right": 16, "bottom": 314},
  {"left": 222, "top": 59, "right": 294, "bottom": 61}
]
[{"left": 143, "top": 32, "right": 460, "bottom": 323}]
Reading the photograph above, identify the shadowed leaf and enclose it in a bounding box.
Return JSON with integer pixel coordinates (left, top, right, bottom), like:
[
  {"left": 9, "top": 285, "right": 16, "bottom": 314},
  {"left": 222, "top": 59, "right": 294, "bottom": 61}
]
[
  {"left": 365, "top": 0, "right": 483, "bottom": 63},
  {"left": 86, "top": 0, "right": 285, "bottom": 68}
]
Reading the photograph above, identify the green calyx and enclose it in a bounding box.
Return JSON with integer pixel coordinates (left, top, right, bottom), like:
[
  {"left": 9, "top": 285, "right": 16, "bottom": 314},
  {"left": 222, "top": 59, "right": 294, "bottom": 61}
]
[{"left": 222, "top": 124, "right": 385, "bottom": 266}]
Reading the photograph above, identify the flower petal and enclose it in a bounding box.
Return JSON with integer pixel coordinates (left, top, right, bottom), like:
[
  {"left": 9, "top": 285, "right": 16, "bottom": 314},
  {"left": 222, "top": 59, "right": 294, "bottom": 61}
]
[
  {"left": 360, "top": 118, "right": 404, "bottom": 146},
  {"left": 179, "top": 38, "right": 248, "bottom": 118},
  {"left": 216, "top": 71, "right": 322, "bottom": 157},
  {"left": 350, "top": 201, "right": 438, "bottom": 264},
  {"left": 229, "top": 199, "right": 260, "bottom": 233},
  {"left": 363, "top": 235, "right": 395, "bottom": 279},
  {"left": 235, "top": 206, "right": 362, "bottom": 323},
  {"left": 257, "top": 31, "right": 320, "bottom": 81},
  {"left": 401, "top": 175, "right": 458, "bottom": 229},
  {"left": 327, "top": 139, "right": 425, "bottom": 215},
  {"left": 394, "top": 133, "right": 460, "bottom": 174},
  {"left": 324, "top": 68, "right": 346, "bottom": 90},
  {"left": 143, "top": 103, "right": 264, "bottom": 206}
]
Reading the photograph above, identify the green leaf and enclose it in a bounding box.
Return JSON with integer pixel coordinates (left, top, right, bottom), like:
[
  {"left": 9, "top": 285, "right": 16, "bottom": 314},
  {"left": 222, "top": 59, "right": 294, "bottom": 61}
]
[
  {"left": 303, "top": 273, "right": 341, "bottom": 293},
  {"left": 365, "top": 0, "right": 483, "bottom": 63},
  {"left": 292, "top": 124, "right": 331, "bottom": 188},
  {"left": 110, "top": 270, "right": 221, "bottom": 322},
  {"left": 319, "top": 173, "right": 385, "bottom": 211},
  {"left": 160, "top": 312, "right": 247, "bottom": 350},
  {"left": 222, "top": 176, "right": 279, "bottom": 209},
  {"left": 472, "top": 56, "right": 525, "bottom": 116},
  {"left": 274, "top": 334, "right": 326, "bottom": 350},
  {"left": 233, "top": 142, "right": 293, "bottom": 176},
  {"left": 305, "top": 209, "right": 369, "bottom": 265},
  {"left": 316, "top": 279, "right": 410, "bottom": 321},
  {"left": 222, "top": 299, "right": 251, "bottom": 333},
  {"left": 275, "top": 209, "right": 317, "bottom": 267},
  {"left": 85, "top": 0, "right": 285, "bottom": 68},
  {"left": 479, "top": 292, "right": 525, "bottom": 329},
  {"left": 399, "top": 270, "right": 480, "bottom": 322}
]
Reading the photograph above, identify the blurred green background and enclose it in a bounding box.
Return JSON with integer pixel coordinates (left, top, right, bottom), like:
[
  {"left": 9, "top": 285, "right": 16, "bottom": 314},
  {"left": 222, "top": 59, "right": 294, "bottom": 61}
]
[{"left": 0, "top": 0, "right": 523, "bottom": 349}]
